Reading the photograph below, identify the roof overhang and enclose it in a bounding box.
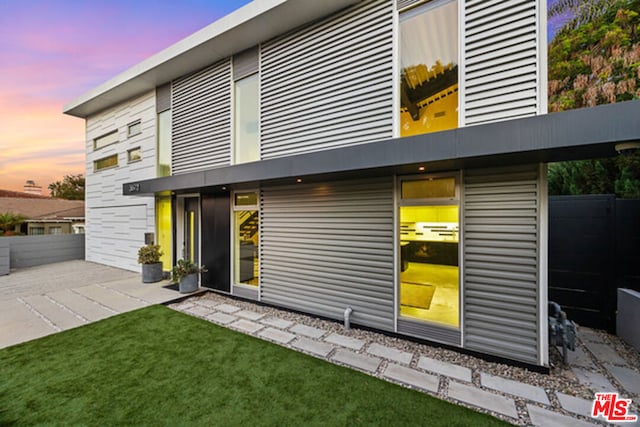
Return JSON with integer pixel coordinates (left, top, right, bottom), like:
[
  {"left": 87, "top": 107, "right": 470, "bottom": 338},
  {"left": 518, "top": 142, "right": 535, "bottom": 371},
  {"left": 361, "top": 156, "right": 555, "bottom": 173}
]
[
  {"left": 63, "top": 0, "right": 360, "bottom": 118},
  {"left": 123, "top": 100, "right": 640, "bottom": 196}
]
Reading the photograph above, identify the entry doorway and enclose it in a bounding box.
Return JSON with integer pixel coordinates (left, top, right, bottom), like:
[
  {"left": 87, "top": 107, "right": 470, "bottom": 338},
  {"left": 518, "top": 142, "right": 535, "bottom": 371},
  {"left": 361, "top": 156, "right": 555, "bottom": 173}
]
[{"left": 183, "top": 197, "right": 200, "bottom": 263}]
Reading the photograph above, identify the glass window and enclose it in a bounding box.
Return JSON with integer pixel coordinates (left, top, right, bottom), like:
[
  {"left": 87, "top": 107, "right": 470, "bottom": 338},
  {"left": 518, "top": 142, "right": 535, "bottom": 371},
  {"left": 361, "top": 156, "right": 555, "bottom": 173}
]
[
  {"left": 157, "top": 110, "right": 171, "bottom": 176},
  {"left": 401, "top": 177, "right": 455, "bottom": 199},
  {"left": 233, "top": 191, "right": 259, "bottom": 287},
  {"left": 49, "top": 226, "right": 63, "bottom": 235},
  {"left": 30, "top": 227, "right": 44, "bottom": 235},
  {"left": 94, "top": 154, "right": 118, "bottom": 171},
  {"left": 399, "top": 176, "right": 459, "bottom": 328},
  {"left": 127, "top": 147, "right": 142, "bottom": 163},
  {"left": 128, "top": 121, "right": 141, "bottom": 137},
  {"left": 234, "top": 74, "right": 259, "bottom": 164},
  {"left": 399, "top": 0, "right": 458, "bottom": 137},
  {"left": 94, "top": 130, "right": 118, "bottom": 150}
]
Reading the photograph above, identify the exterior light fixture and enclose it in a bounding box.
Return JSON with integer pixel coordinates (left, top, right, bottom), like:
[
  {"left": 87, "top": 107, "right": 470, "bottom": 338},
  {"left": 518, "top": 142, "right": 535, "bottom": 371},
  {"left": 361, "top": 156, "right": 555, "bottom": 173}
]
[
  {"left": 418, "top": 166, "right": 425, "bottom": 171},
  {"left": 296, "top": 178, "right": 303, "bottom": 183}
]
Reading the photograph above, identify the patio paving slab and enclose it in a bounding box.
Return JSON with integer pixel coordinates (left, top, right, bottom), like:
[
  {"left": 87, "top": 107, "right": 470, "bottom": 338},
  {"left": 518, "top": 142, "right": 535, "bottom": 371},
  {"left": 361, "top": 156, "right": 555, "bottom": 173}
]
[
  {"left": 229, "top": 319, "right": 263, "bottom": 334},
  {"left": 582, "top": 341, "right": 627, "bottom": 366},
  {"left": 235, "top": 310, "right": 264, "bottom": 321},
  {"left": 21, "top": 294, "right": 85, "bottom": 331},
  {"left": 480, "top": 372, "right": 550, "bottom": 405},
  {"left": 73, "top": 285, "right": 147, "bottom": 312},
  {"left": 572, "top": 368, "right": 618, "bottom": 394},
  {"left": 418, "top": 356, "right": 472, "bottom": 382},
  {"left": 331, "top": 349, "right": 381, "bottom": 373},
  {"left": 567, "top": 346, "right": 597, "bottom": 370},
  {"left": 102, "top": 279, "right": 177, "bottom": 304},
  {"left": 383, "top": 363, "right": 439, "bottom": 393},
  {"left": 215, "top": 303, "right": 242, "bottom": 314},
  {"left": 605, "top": 365, "right": 640, "bottom": 395},
  {"left": 258, "top": 327, "right": 296, "bottom": 345},
  {"left": 448, "top": 381, "right": 518, "bottom": 419},
  {"left": 205, "top": 312, "right": 237, "bottom": 325},
  {"left": 260, "top": 317, "right": 294, "bottom": 329},
  {"left": 47, "top": 289, "right": 115, "bottom": 321},
  {"left": 557, "top": 392, "right": 595, "bottom": 417},
  {"left": 367, "top": 342, "right": 413, "bottom": 365},
  {"left": 324, "top": 333, "right": 365, "bottom": 350},
  {"left": 527, "top": 405, "right": 598, "bottom": 427},
  {"left": 184, "top": 304, "right": 214, "bottom": 318},
  {"left": 0, "top": 298, "right": 54, "bottom": 348},
  {"left": 291, "top": 337, "right": 334, "bottom": 358},
  {"left": 290, "top": 323, "right": 326, "bottom": 339}
]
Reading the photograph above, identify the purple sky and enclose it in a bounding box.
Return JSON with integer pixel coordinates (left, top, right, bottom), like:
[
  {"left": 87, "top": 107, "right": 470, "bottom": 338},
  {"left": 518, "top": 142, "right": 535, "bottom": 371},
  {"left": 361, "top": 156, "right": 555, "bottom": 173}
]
[{"left": 0, "top": 0, "right": 250, "bottom": 193}]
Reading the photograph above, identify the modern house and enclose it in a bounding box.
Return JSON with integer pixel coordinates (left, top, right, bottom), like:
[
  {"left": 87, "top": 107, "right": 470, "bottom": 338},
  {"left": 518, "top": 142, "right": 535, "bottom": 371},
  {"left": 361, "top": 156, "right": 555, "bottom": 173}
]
[{"left": 64, "top": 0, "right": 640, "bottom": 368}]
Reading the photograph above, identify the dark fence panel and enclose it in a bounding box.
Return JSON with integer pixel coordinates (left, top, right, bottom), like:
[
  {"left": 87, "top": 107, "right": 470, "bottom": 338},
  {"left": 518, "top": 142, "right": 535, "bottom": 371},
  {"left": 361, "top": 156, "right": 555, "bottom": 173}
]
[{"left": 549, "top": 195, "right": 640, "bottom": 332}]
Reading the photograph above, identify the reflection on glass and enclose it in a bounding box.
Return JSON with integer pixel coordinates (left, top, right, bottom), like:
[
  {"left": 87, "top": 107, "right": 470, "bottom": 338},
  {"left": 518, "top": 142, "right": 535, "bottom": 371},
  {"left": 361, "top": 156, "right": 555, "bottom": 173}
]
[
  {"left": 156, "top": 197, "right": 172, "bottom": 271},
  {"left": 399, "top": 0, "right": 458, "bottom": 137},
  {"left": 234, "top": 74, "right": 259, "bottom": 164},
  {"left": 157, "top": 110, "right": 172, "bottom": 176},
  {"left": 234, "top": 210, "right": 259, "bottom": 286},
  {"left": 400, "top": 205, "right": 459, "bottom": 327}
]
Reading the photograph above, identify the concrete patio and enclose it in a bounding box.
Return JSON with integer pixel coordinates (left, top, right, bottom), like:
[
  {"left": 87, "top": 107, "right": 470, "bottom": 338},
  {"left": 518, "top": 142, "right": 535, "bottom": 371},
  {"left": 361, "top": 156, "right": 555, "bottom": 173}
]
[{"left": 0, "top": 260, "right": 182, "bottom": 349}]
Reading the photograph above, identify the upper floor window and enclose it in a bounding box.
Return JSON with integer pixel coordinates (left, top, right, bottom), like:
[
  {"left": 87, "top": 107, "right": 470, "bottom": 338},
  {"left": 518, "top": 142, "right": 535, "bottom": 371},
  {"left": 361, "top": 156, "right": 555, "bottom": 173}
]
[
  {"left": 94, "top": 130, "right": 118, "bottom": 150},
  {"left": 128, "top": 120, "right": 141, "bottom": 137},
  {"left": 233, "top": 47, "right": 259, "bottom": 164},
  {"left": 94, "top": 154, "right": 118, "bottom": 171},
  {"left": 157, "top": 83, "right": 172, "bottom": 177},
  {"left": 399, "top": 0, "right": 458, "bottom": 137},
  {"left": 127, "top": 147, "right": 142, "bottom": 163}
]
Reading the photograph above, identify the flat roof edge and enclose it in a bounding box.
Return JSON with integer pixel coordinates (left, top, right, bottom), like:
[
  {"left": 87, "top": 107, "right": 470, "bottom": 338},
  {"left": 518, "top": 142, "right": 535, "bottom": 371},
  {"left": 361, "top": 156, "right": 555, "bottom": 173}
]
[{"left": 63, "top": 0, "right": 359, "bottom": 118}]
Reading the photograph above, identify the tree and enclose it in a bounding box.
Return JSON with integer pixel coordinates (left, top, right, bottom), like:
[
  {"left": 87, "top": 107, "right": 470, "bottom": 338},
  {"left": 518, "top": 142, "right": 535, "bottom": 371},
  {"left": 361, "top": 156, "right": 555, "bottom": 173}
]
[
  {"left": 0, "top": 212, "right": 27, "bottom": 236},
  {"left": 48, "top": 174, "right": 85, "bottom": 200},
  {"left": 548, "top": 151, "right": 640, "bottom": 198}
]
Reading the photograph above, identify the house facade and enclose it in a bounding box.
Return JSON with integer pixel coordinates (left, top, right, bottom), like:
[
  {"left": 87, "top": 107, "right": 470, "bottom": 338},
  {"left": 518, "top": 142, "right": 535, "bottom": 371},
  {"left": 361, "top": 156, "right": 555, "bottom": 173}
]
[{"left": 64, "top": 0, "right": 640, "bottom": 368}]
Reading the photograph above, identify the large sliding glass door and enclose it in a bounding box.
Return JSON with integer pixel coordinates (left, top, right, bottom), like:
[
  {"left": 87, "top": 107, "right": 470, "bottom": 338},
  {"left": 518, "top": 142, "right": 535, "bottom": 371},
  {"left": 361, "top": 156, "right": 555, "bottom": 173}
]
[{"left": 399, "top": 175, "right": 460, "bottom": 328}]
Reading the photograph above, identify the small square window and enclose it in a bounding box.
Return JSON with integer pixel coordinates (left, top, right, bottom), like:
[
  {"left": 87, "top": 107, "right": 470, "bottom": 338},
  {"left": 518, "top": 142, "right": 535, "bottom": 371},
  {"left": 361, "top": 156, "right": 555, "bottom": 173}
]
[
  {"left": 128, "top": 147, "right": 142, "bottom": 163},
  {"left": 94, "top": 154, "right": 118, "bottom": 171},
  {"left": 128, "top": 121, "right": 141, "bottom": 137},
  {"left": 94, "top": 130, "right": 118, "bottom": 150}
]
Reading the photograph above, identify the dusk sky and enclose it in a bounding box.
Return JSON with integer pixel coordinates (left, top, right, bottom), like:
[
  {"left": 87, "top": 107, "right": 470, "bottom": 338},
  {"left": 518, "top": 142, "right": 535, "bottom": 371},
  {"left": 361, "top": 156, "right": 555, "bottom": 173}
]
[{"left": 0, "top": 0, "right": 250, "bottom": 194}]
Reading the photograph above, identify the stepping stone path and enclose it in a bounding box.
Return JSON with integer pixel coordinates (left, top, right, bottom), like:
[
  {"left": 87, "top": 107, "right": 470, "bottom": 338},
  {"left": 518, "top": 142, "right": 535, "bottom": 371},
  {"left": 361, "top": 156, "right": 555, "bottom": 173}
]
[{"left": 172, "top": 294, "right": 640, "bottom": 426}]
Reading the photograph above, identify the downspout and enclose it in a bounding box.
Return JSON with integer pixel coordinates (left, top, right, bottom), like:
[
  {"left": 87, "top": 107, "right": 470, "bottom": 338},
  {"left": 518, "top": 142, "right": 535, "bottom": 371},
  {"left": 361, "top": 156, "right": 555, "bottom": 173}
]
[{"left": 344, "top": 306, "right": 353, "bottom": 329}]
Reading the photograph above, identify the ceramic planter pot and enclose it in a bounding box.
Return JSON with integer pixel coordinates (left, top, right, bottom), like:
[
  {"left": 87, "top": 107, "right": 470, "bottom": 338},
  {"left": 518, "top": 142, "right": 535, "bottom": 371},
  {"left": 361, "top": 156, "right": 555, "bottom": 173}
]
[
  {"left": 179, "top": 273, "right": 199, "bottom": 293},
  {"left": 141, "top": 262, "right": 163, "bottom": 283}
]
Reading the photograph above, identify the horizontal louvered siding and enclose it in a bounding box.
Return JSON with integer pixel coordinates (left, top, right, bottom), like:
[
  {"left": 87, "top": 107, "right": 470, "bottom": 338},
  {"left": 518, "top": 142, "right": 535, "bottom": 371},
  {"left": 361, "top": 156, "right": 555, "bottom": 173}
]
[
  {"left": 463, "top": 0, "right": 539, "bottom": 125},
  {"left": 261, "top": 178, "right": 395, "bottom": 331},
  {"left": 398, "top": 318, "right": 460, "bottom": 346},
  {"left": 171, "top": 60, "right": 231, "bottom": 174},
  {"left": 463, "top": 165, "right": 540, "bottom": 364},
  {"left": 260, "top": 0, "right": 394, "bottom": 159}
]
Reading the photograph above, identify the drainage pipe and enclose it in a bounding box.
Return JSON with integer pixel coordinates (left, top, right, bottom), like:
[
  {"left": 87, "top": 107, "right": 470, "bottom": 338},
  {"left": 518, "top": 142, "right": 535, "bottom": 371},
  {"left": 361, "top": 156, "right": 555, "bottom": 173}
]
[{"left": 344, "top": 306, "right": 353, "bottom": 329}]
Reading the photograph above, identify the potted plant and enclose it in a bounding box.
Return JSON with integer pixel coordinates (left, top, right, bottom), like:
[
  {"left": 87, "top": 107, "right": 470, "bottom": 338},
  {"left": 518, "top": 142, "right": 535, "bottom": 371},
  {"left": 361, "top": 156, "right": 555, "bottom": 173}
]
[
  {"left": 137, "top": 244, "right": 164, "bottom": 283},
  {"left": 171, "top": 259, "right": 207, "bottom": 293}
]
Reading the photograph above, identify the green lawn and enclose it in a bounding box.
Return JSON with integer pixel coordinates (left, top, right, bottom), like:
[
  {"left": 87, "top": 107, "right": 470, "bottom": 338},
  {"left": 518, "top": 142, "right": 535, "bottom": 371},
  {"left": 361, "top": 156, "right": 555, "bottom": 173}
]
[{"left": 0, "top": 305, "right": 507, "bottom": 426}]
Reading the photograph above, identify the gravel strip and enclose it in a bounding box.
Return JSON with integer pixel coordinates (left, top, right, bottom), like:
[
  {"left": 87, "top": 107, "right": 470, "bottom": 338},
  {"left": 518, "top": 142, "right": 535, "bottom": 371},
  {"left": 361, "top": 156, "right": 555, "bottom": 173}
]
[{"left": 171, "top": 292, "right": 636, "bottom": 426}]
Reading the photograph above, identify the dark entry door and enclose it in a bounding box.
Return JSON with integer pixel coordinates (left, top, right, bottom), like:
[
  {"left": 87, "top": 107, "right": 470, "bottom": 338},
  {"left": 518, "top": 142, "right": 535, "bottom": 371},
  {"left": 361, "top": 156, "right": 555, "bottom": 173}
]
[{"left": 201, "top": 192, "right": 230, "bottom": 292}]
